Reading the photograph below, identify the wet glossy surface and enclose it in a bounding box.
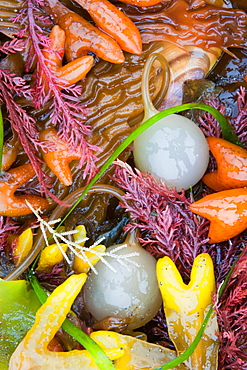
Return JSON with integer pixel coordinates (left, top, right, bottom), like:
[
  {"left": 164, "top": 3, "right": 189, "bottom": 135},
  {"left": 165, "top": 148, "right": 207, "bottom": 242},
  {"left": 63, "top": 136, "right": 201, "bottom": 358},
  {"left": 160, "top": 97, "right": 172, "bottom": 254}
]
[
  {"left": 133, "top": 114, "right": 209, "bottom": 191},
  {"left": 202, "top": 137, "right": 247, "bottom": 190},
  {"left": 125, "top": 0, "right": 247, "bottom": 52},
  {"left": 84, "top": 235, "right": 162, "bottom": 330},
  {"left": 190, "top": 188, "right": 247, "bottom": 243},
  {"left": 157, "top": 253, "right": 218, "bottom": 370},
  {"left": 8, "top": 274, "right": 92, "bottom": 370},
  {"left": 0, "top": 163, "right": 49, "bottom": 217},
  {"left": 39, "top": 128, "right": 82, "bottom": 187},
  {"left": 74, "top": 0, "right": 142, "bottom": 55},
  {"left": 208, "top": 48, "right": 247, "bottom": 116}
]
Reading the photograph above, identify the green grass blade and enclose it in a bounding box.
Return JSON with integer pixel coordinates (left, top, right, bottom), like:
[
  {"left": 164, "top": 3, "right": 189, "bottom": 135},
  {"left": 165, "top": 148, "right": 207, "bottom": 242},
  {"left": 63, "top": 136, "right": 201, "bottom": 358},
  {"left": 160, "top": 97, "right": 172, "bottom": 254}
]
[
  {"left": 57, "top": 102, "right": 236, "bottom": 228},
  {"left": 29, "top": 273, "right": 116, "bottom": 370},
  {"left": 30, "top": 102, "right": 240, "bottom": 370},
  {"left": 153, "top": 307, "right": 213, "bottom": 369},
  {"left": 152, "top": 246, "right": 247, "bottom": 370}
]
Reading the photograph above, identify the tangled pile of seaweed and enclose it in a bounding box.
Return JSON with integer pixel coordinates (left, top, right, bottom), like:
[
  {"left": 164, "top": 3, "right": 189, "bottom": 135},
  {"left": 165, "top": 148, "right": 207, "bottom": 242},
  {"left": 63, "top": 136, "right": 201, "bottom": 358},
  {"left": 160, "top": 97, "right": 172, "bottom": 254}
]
[{"left": 1, "top": 0, "right": 247, "bottom": 369}]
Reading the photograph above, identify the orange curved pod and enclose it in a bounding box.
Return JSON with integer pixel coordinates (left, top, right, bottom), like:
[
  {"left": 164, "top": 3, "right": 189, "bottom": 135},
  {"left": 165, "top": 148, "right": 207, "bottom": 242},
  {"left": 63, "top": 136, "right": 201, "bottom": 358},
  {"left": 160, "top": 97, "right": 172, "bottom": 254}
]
[
  {"left": 44, "top": 25, "right": 94, "bottom": 85},
  {"left": 44, "top": 0, "right": 125, "bottom": 64},
  {"left": 40, "top": 128, "right": 82, "bottom": 186},
  {"left": 190, "top": 188, "right": 247, "bottom": 244},
  {"left": 119, "top": 0, "right": 164, "bottom": 7},
  {"left": 56, "top": 55, "right": 94, "bottom": 84},
  {"left": 43, "top": 25, "right": 65, "bottom": 69},
  {"left": 60, "top": 12, "right": 125, "bottom": 63},
  {"left": 75, "top": 0, "right": 142, "bottom": 55},
  {"left": 0, "top": 163, "right": 49, "bottom": 217},
  {"left": 202, "top": 137, "right": 247, "bottom": 191}
]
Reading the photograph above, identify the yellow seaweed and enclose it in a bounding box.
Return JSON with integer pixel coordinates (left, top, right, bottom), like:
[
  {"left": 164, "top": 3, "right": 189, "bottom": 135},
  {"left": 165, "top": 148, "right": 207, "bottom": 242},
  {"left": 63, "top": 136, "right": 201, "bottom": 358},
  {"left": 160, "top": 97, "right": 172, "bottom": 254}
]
[{"left": 156, "top": 253, "right": 219, "bottom": 370}]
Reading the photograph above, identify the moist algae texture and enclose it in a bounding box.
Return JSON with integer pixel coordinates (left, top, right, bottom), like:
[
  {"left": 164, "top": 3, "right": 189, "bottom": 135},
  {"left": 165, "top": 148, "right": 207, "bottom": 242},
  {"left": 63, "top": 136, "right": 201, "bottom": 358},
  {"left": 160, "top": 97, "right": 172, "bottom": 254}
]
[{"left": 0, "top": 280, "right": 41, "bottom": 369}]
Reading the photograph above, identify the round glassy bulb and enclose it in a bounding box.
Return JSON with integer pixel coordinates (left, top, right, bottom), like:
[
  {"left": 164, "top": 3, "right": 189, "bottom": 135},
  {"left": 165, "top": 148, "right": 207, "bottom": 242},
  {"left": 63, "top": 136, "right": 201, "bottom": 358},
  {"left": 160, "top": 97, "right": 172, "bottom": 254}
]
[
  {"left": 83, "top": 233, "right": 162, "bottom": 330},
  {"left": 133, "top": 114, "right": 209, "bottom": 192}
]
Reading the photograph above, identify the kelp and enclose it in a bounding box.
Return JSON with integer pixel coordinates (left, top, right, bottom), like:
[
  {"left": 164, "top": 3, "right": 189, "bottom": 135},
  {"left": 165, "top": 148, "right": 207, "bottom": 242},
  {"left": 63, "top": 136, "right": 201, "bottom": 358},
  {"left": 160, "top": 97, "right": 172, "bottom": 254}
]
[
  {"left": 124, "top": 0, "right": 247, "bottom": 54},
  {"left": 1, "top": 1, "right": 247, "bottom": 369},
  {"left": 1, "top": 0, "right": 247, "bottom": 204},
  {"left": 12, "top": 42, "right": 163, "bottom": 203}
]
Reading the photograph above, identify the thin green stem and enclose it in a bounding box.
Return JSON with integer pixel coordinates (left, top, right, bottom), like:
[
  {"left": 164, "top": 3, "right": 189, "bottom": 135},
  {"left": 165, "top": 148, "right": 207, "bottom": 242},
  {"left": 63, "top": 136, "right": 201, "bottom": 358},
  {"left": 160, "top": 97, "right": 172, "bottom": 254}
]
[
  {"left": 56, "top": 102, "right": 236, "bottom": 229},
  {"left": 152, "top": 247, "right": 246, "bottom": 370},
  {"left": 28, "top": 272, "right": 116, "bottom": 370},
  {"left": 29, "top": 102, "right": 241, "bottom": 370},
  {"left": 154, "top": 307, "right": 214, "bottom": 369}
]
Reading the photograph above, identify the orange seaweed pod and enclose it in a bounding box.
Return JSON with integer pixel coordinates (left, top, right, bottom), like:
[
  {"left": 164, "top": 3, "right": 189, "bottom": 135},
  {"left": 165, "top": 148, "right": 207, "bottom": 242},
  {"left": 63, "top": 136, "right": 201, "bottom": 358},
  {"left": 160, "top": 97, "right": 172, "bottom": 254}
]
[
  {"left": 43, "top": 25, "right": 65, "bottom": 68},
  {"left": 43, "top": 25, "right": 94, "bottom": 85},
  {"left": 190, "top": 188, "right": 247, "bottom": 244},
  {"left": 40, "top": 128, "right": 82, "bottom": 186},
  {"left": 44, "top": 0, "right": 125, "bottom": 64},
  {"left": 55, "top": 56, "right": 94, "bottom": 84},
  {"left": 2, "top": 136, "right": 19, "bottom": 172},
  {"left": 75, "top": 0, "right": 142, "bottom": 55},
  {"left": 119, "top": 0, "right": 164, "bottom": 7},
  {"left": 59, "top": 12, "right": 125, "bottom": 63},
  {"left": 0, "top": 163, "right": 49, "bottom": 217},
  {"left": 202, "top": 137, "right": 247, "bottom": 191}
]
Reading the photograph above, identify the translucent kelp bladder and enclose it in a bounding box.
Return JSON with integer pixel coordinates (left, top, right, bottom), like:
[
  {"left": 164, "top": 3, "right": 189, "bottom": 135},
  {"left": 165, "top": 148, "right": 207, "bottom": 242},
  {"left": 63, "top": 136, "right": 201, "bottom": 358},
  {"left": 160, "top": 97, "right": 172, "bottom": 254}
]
[{"left": 133, "top": 53, "right": 210, "bottom": 192}]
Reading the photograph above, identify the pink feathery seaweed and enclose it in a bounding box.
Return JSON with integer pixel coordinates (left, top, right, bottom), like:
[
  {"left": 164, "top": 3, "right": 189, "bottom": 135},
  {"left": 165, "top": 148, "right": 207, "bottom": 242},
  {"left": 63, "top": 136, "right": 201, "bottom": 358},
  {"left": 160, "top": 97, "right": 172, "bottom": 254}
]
[
  {"left": 199, "top": 98, "right": 226, "bottom": 139},
  {"left": 113, "top": 159, "right": 210, "bottom": 280},
  {"left": 113, "top": 159, "right": 247, "bottom": 284},
  {"left": 200, "top": 87, "right": 247, "bottom": 148},
  {"left": 15, "top": 0, "right": 100, "bottom": 180},
  {"left": 36, "top": 263, "right": 66, "bottom": 286},
  {"left": 0, "top": 68, "right": 61, "bottom": 202},
  {"left": 207, "top": 231, "right": 247, "bottom": 285},
  {"left": 0, "top": 216, "right": 19, "bottom": 251},
  {"left": 113, "top": 160, "right": 247, "bottom": 367},
  {"left": 198, "top": 87, "right": 247, "bottom": 175},
  {"left": 232, "top": 86, "right": 247, "bottom": 147},
  {"left": 216, "top": 243, "right": 247, "bottom": 370},
  {"left": 0, "top": 38, "right": 24, "bottom": 54}
]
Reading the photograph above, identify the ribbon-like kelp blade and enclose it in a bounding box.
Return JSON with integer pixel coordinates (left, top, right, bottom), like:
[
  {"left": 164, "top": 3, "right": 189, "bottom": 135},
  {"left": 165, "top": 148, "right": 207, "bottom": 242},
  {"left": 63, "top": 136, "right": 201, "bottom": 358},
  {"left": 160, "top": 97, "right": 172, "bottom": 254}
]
[
  {"left": 0, "top": 108, "right": 3, "bottom": 173},
  {"left": 29, "top": 273, "right": 116, "bottom": 370}
]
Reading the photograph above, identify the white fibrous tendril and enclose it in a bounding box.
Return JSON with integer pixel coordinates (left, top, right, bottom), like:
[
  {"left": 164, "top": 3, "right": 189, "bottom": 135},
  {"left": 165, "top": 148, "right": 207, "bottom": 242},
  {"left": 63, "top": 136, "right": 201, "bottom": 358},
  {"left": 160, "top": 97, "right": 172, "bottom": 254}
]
[{"left": 26, "top": 201, "right": 140, "bottom": 275}]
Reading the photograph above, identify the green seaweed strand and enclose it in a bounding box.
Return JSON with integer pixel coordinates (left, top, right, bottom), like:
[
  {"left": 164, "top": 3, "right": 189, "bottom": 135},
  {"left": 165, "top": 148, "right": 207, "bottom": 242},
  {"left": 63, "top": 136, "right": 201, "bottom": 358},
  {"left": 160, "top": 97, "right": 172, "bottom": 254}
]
[
  {"left": 30, "top": 102, "right": 239, "bottom": 370},
  {"left": 153, "top": 245, "right": 246, "bottom": 370},
  {"left": 56, "top": 102, "right": 237, "bottom": 228},
  {"left": 28, "top": 272, "right": 116, "bottom": 370}
]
